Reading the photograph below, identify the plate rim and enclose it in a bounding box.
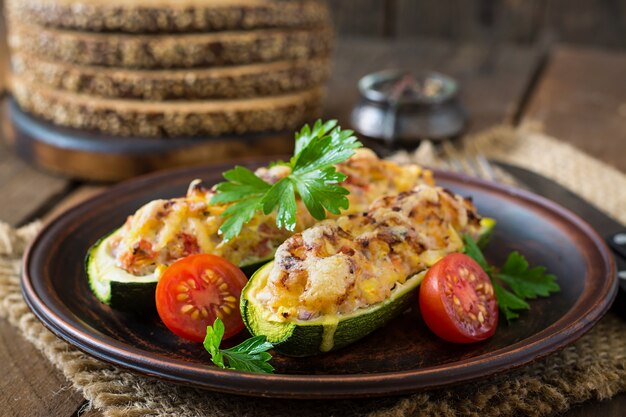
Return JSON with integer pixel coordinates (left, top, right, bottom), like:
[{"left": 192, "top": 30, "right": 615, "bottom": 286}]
[{"left": 21, "top": 164, "right": 618, "bottom": 399}]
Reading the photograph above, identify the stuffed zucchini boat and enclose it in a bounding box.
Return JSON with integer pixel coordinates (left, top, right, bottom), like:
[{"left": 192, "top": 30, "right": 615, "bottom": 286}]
[
  {"left": 86, "top": 149, "right": 434, "bottom": 311},
  {"left": 241, "top": 185, "right": 495, "bottom": 356}
]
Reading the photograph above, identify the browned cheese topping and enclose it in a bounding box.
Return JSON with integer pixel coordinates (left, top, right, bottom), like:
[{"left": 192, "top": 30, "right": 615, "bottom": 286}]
[
  {"left": 107, "top": 149, "right": 434, "bottom": 275},
  {"left": 254, "top": 185, "right": 483, "bottom": 321}
]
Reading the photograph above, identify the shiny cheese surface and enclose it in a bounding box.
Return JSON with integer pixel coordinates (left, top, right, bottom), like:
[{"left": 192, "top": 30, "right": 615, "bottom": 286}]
[
  {"left": 108, "top": 149, "right": 434, "bottom": 275},
  {"left": 252, "top": 185, "right": 483, "bottom": 321}
]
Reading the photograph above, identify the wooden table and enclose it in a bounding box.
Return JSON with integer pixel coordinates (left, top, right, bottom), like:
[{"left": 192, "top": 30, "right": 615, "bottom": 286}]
[{"left": 2, "top": 38, "right": 626, "bottom": 417}]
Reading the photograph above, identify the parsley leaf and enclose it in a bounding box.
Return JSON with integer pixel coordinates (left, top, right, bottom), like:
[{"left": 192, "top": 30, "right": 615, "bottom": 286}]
[
  {"left": 493, "top": 283, "right": 530, "bottom": 320},
  {"left": 496, "top": 252, "right": 560, "bottom": 299},
  {"left": 210, "top": 120, "right": 362, "bottom": 239},
  {"left": 463, "top": 235, "right": 560, "bottom": 321},
  {"left": 261, "top": 178, "right": 297, "bottom": 230},
  {"left": 204, "top": 318, "right": 274, "bottom": 374},
  {"left": 462, "top": 232, "right": 491, "bottom": 272}
]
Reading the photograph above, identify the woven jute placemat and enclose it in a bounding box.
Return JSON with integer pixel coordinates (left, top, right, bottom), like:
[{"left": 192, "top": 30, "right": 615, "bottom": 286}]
[{"left": 2, "top": 126, "right": 626, "bottom": 417}]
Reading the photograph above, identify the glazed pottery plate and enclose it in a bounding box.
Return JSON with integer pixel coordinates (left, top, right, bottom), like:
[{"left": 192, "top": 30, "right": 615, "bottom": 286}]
[{"left": 22, "top": 162, "right": 617, "bottom": 399}]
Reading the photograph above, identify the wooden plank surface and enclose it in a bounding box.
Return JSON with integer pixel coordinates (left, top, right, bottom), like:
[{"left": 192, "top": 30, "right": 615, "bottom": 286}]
[
  {"left": 0, "top": 322, "right": 86, "bottom": 417},
  {"left": 329, "top": 0, "right": 626, "bottom": 48},
  {"left": 324, "top": 37, "right": 543, "bottom": 134},
  {"left": 327, "top": 0, "right": 390, "bottom": 37},
  {"left": 543, "top": 0, "right": 626, "bottom": 48},
  {"left": 521, "top": 45, "right": 626, "bottom": 172},
  {"left": 42, "top": 185, "right": 107, "bottom": 224},
  {"left": 0, "top": 101, "right": 71, "bottom": 226}
]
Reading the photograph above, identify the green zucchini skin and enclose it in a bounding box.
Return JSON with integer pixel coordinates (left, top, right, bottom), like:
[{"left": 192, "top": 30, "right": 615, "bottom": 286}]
[
  {"left": 85, "top": 229, "right": 269, "bottom": 313},
  {"left": 85, "top": 230, "right": 160, "bottom": 313},
  {"left": 241, "top": 262, "right": 425, "bottom": 357}
]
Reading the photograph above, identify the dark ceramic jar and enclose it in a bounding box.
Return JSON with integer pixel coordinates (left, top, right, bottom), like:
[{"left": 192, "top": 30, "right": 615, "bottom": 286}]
[{"left": 351, "top": 70, "right": 467, "bottom": 149}]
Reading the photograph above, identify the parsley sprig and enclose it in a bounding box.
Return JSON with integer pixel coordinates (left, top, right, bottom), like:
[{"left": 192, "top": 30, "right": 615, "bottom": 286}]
[
  {"left": 204, "top": 318, "right": 274, "bottom": 373},
  {"left": 463, "top": 235, "right": 560, "bottom": 320},
  {"left": 210, "top": 120, "right": 362, "bottom": 240}
]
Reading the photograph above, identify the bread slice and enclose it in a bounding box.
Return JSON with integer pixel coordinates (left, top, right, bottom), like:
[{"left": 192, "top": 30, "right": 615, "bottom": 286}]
[
  {"left": 11, "top": 76, "right": 324, "bottom": 137},
  {"left": 8, "top": 0, "right": 330, "bottom": 33},
  {"left": 12, "top": 53, "right": 331, "bottom": 100},
  {"left": 8, "top": 23, "right": 334, "bottom": 69}
]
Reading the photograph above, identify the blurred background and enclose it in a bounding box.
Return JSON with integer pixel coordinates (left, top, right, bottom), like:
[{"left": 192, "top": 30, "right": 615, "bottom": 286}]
[
  {"left": 1, "top": 0, "right": 625, "bottom": 185},
  {"left": 330, "top": 0, "right": 626, "bottom": 47}
]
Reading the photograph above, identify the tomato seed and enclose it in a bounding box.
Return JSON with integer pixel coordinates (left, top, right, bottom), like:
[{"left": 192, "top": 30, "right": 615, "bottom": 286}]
[
  {"left": 478, "top": 311, "right": 485, "bottom": 323},
  {"left": 180, "top": 304, "right": 194, "bottom": 314},
  {"left": 176, "top": 293, "right": 189, "bottom": 301}
]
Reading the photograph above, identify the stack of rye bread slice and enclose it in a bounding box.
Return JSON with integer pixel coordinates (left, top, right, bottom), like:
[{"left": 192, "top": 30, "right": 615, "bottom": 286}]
[{"left": 7, "top": 0, "right": 333, "bottom": 137}]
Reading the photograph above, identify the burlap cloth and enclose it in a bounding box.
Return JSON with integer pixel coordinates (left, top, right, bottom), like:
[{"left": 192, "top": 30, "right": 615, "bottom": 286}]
[{"left": 2, "top": 126, "right": 626, "bottom": 417}]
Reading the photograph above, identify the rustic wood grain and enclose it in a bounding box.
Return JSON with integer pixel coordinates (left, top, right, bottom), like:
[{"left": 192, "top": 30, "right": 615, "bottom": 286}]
[
  {"left": 394, "top": 0, "right": 545, "bottom": 44},
  {"left": 0, "top": 320, "right": 86, "bottom": 417},
  {"left": 521, "top": 45, "right": 626, "bottom": 173},
  {"left": 324, "top": 37, "right": 543, "bottom": 134},
  {"left": 43, "top": 186, "right": 106, "bottom": 224},
  {"left": 0, "top": 102, "right": 71, "bottom": 226},
  {"left": 334, "top": 0, "right": 626, "bottom": 48},
  {"left": 327, "top": 0, "right": 389, "bottom": 37},
  {"left": 544, "top": 0, "right": 626, "bottom": 48}
]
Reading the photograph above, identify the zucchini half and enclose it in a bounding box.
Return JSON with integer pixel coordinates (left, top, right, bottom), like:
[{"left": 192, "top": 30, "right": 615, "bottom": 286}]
[
  {"left": 241, "top": 261, "right": 427, "bottom": 357},
  {"left": 240, "top": 218, "right": 496, "bottom": 356},
  {"left": 86, "top": 229, "right": 272, "bottom": 312}
]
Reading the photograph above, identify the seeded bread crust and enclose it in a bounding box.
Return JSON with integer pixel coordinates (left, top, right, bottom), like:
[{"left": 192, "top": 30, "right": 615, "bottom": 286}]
[
  {"left": 7, "top": 0, "right": 330, "bottom": 33},
  {"left": 11, "top": 54, "right": 330, "bottom": 100},
  {"left": 8, "top": 23, "right": 334, "bottom": 69},
  {"left": 11, "top": 77, "right": 324, "bottom": 137}
]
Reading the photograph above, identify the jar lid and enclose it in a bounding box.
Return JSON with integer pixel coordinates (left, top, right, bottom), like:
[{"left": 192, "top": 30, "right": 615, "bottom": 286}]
[{"left": 358, "top": 70, "right": 458, "bottom": 106}]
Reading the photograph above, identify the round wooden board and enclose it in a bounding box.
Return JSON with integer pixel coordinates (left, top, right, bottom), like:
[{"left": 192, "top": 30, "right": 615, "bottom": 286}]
[
  {"left": 21, "top": 162, "right": 617, "bottom": 399},
  {"left": 9, "top": 100, "right": 294, "bottom": 182}
]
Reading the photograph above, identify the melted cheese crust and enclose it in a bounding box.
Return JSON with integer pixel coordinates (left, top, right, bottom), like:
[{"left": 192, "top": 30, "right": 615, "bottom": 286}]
[
  {"left": 109, "top": 149, "right": 434, "bottom": 275},
  {"left": 253, "top": 185, "right": 483, "bottom": 321}
]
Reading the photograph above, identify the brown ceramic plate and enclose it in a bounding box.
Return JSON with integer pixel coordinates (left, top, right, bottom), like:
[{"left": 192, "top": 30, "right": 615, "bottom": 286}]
[{"left": 22, "top": 162, "right": 617, "bottom": 399}]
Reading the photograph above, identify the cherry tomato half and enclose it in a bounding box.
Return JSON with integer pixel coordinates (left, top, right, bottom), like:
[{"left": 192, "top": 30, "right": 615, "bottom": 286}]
[
  {"left": 155, "top": 254, "right": 248, "bottom": 342},
  {"left": 419, "top": 253, "right": 498, "bottom": 343}
]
